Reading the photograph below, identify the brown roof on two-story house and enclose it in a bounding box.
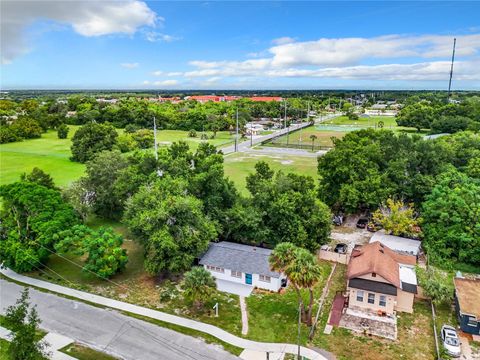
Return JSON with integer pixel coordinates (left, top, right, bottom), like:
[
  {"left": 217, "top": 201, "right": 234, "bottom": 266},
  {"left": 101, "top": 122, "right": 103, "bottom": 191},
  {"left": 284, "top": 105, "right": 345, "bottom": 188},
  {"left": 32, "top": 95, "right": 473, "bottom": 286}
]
[{"left": 348, "top": 241, "right": 416, "bottom": 288}]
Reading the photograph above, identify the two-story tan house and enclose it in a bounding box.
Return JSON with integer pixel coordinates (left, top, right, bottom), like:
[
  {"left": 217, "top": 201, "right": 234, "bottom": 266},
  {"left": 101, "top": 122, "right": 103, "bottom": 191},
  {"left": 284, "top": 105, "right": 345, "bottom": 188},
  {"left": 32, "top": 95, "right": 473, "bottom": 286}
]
[{"left": 347, "top": 241, "right": 417, "bottom": 315}]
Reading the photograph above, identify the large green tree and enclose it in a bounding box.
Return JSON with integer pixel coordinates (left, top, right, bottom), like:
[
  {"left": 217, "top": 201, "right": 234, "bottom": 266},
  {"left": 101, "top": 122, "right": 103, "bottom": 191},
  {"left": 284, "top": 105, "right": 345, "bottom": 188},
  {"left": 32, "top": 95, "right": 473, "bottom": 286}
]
[
  {"left": 4, "top": 289, "right": 48, "bottom": 360},
  {"left": 246, "top": 162, "right": 331, "bottom": 251},
  {"left": 55, "top": 225, "right": 128, "bottom": 278},
  {"left": 70, "top": 123, "right": 118, "bottom": 163},
  {"left": 0, "top": 182, "right": 79, "bottom": 272},
  {"left": 422, "top": 169, "right": 480, "bottom": 267},
  {"left": 123, "top": 177, "right": 217, "bottom": 274}
]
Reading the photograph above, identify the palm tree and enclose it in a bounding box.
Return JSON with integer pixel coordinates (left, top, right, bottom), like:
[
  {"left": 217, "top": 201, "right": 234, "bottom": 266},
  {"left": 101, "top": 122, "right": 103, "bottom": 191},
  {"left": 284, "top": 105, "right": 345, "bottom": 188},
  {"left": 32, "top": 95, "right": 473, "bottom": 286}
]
[
  {"left": 309, "top": 134, "right": 318, "bottom": 151},
  {"left": 270, "top": 243, "right": 323, "bottom": 325},
  {"left": 182, "top": 267, "right": 216, "bottom": 309}
]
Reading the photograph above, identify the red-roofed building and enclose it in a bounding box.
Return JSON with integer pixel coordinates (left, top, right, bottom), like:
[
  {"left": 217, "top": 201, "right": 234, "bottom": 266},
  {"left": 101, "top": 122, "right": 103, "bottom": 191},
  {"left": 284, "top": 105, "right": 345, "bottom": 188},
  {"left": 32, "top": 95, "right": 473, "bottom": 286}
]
[{"left": 248, "top": 96, "right": 283, "bottom": 102}]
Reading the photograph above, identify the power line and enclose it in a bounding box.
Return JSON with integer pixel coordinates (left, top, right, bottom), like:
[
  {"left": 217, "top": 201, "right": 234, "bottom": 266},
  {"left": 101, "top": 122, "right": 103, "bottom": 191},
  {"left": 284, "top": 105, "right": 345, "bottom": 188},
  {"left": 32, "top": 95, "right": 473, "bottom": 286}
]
[
  {"left": 30, "top": 240, "right": 129, "bottom": 291},
  {"left": 19, "top": 258, "right": 218, "bottom": 360}
]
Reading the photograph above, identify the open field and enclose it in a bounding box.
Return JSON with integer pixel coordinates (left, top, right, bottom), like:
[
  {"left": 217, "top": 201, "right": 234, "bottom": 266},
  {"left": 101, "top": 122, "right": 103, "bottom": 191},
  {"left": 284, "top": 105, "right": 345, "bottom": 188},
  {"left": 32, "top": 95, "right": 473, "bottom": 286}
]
[
  {"left": 323, "top": 115, "right": 399, "bottom": 128},
  {"left": 270, "top": 115, "right": 426, "bottom": 150},
  {"left": 270, "top": 128, "right": 346, "bottom": 148},
  {"left": 0, "top": 126, "right": 85, "bottom": 187},
  {"left": 0, "top": 127, "right": 238, "bottom": 187},
  {"left": 224, "top": 152, "right": 319, "bottom": 194}
]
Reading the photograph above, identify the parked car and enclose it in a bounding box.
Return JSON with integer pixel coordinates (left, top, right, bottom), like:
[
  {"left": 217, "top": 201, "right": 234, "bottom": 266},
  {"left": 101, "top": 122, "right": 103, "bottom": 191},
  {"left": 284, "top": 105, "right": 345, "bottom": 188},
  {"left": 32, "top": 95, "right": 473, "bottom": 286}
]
[
  {"left": 441, "top": 325, "right": 461, "bottom": 358},
  {"left": 334, "top": 243, "right": 348, "bottom": 254},
  {"left": 356, "top": 218, "right": 369, "bottom": 229}
]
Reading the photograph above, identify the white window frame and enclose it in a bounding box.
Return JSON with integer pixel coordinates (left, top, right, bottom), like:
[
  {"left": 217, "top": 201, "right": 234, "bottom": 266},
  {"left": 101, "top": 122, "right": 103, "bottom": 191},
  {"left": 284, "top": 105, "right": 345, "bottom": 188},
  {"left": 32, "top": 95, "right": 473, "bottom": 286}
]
[
  {"left": 368, "top": 293, "right": 375, "bottom": 304},
  {"left": 356, "top": 290, "right": 364, "bottom": 302},
  {"left": 259, "top": 275, "right": 271, "bottom": 283},
  {"left": 206, "top": 265, "right": 224, "bottom": 273},
  {"left": 467, "top": 317, "right": 478, "bottom": 327},
  {"left": 379, "top": 295, "right": 386, "bottom": 307},
  {"left": 231, "top": 270, "right": 242, "bottom": 278}
]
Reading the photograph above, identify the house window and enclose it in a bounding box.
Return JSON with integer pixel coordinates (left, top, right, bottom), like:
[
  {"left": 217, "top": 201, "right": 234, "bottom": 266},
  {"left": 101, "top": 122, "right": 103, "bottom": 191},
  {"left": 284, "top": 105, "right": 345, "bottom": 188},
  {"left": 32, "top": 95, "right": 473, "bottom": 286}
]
[
  {"left": 206, "top": 265, "right": 224, "bottom": 273},
  {"left": 379, "top": 295, "right": 386, "bottom": 307},
  {"left": 259, "top": 275, "right": 271, "bottom": 282},
  {"left": 368, "top": 293, "right": 375, "bottom": 304},
  {"left": 231, "top": 270, "right": 242, "bottom": 278},
  {"left": 356, "top": 290, "right": 364, "bottom": 302},
  {"left": 467, "top": 317, "right": 478, "bottom": 327},
  {"left": 372, "top": 273, "right": 376, "bottom": 278}
]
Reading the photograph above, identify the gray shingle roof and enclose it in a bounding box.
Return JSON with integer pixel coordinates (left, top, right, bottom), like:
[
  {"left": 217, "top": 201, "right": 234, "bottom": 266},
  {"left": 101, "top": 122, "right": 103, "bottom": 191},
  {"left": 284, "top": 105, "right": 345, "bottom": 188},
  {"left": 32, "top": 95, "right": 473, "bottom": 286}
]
[{"left": 199, "top": 242, "right": 281, "bottom": 278}]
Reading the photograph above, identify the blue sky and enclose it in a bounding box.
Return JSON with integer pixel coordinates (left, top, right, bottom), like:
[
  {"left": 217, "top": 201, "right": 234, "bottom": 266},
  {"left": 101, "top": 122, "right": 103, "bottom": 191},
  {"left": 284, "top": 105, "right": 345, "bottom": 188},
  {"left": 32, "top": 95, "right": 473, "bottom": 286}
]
[{"left": 1, "top": 1, "right": 480, "bottom": 90}]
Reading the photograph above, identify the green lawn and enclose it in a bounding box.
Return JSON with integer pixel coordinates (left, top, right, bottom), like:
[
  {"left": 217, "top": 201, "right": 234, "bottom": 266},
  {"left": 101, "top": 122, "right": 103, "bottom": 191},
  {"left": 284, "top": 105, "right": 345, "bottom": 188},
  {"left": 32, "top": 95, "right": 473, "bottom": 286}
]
[
  {"left": 246, "top": 260, "right": 332, "bottom": 344},
  {"left": 0, "top": 128, "right": 238, "bottom": 188},
  {"left": 224, "top": 152, "right": 319, "bottom": 194},
  {"left": 60, "top": 343, "right": 118, "bottom": 360},
  {"left": 0, "top": 126, "right": 85, "bottom": 187},
  {"left": 270, "top": 128, "right": 347, "bottom": 148},
  {"left": 324, "top": 115, "right": 399, "bottom": 128}
]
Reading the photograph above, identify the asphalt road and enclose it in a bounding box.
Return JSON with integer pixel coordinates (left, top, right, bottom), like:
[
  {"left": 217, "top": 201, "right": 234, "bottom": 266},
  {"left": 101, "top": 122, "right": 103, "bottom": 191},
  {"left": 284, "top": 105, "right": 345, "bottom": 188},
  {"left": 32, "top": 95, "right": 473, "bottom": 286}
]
[
  {"left": 0, "top": 279, "right": 239, "bottom": 360},
  {"left": 221, "top": 113, "right": 339, "bottom": 155}
]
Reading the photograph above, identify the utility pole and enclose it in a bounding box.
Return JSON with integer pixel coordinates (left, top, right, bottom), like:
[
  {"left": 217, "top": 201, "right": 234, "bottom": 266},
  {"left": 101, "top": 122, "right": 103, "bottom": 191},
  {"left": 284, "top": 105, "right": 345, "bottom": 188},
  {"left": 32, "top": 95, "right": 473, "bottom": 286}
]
[
  {"left": 235, "top": 108, "right": 239, "bottom": 152},
  {"left": 284, "top": 100, "right": 290, "bottom": 145},
  {"left": 447, "top": 38, "right": 457, "bottom": 101},
  {"left": 153, "top": 116, "right": 158, "bottom": 161},
  {"left": 297, "top": 302, "right": 302, "bottom": 360}
]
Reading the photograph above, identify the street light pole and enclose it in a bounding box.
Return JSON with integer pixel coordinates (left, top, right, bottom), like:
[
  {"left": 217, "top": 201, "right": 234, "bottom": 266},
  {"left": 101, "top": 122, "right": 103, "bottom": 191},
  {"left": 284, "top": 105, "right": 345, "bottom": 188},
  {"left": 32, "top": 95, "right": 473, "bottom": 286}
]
[
  {"left": 153, "top": 116, "right": 158, "bottom": 162},
  {"left": 297, "top": 302, "right": 302, "bottom": 360},
  {"left": 235, "top": 108, "right": 239, "bottom": 152}
]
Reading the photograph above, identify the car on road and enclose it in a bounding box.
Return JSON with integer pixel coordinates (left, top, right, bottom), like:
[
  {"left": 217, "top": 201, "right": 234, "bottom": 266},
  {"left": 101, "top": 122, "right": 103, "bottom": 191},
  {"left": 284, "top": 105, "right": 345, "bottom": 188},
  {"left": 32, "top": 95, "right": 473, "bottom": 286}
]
[
  {"left": 356, "top": 218, "right": 369, "bottom": 229},
  {"left": 441, "top": 325, "right": 461, "bottom": 357},
  {"left": 334, "top": 243, "right": 348, "bottom": 254}
]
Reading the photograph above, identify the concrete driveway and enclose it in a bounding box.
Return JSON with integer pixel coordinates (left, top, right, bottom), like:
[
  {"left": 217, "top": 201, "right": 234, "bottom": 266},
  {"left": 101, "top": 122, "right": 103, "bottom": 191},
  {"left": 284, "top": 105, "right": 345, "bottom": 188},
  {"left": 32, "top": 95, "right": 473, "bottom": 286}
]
[{"left": 216, "top": 279, "right": 253, "bottom": 297}]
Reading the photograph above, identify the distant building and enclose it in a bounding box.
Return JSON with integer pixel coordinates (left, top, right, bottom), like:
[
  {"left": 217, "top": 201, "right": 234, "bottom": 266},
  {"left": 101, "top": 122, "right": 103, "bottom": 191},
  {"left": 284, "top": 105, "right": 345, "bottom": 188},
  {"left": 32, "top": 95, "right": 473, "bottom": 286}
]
[
  {"left": 199, "top": 242, "right": 286, "bottom": 295},
  {"left": 454, "top": 277, "right": 480, "bottom": 336},
  {"left": 245, "top": 123, "right": 264, "bottom": 136},
  {"left": 96, "top": 98, "right": 118, "bottom": 104},
  {"left": 248, "top": 96, "right": 283, "bottom": 102}
]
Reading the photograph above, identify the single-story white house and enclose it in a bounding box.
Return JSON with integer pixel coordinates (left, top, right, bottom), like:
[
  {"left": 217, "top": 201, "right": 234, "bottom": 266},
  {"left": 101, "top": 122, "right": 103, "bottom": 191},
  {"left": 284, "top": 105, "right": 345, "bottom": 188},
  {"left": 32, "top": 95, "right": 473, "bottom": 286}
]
[
  {"left": 369, "top": 231, "right": 421, "bottom": 257},
  {"left": 199, "top": 242, "right": 286, "bottom": 296},
  {"left": 245, "top": 123, "right": 264, "bottom": 136}
]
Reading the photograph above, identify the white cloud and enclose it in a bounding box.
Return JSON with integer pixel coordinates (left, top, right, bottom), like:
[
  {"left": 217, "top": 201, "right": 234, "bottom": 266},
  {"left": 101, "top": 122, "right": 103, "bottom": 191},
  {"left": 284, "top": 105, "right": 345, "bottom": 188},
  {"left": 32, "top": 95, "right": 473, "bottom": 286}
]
[
  {"left": 152, "top": 70, "right": 163, "bottom": 76},
  {"left": 166, "top": 72, "right": 182, "bottom": 76},
  {"left": 271, "top": 37, "right": 296, "bottom": 45},
  {"left": 153, "top": 79, "right": 178, "bottom": 86},
  {"left": 144, "top": 31, "right": 180, "bottom": 42},
  {"left": 121, "top": 62, "right": 139, "bottom": 69},
  {"left": 181, "top": 33, "right": 480, "bottom": 82},
  {"left": 1, "top": 0, "right": 157, "bottom": 64},
  {"left": 143, "top": 80, "right": 150, "bottom": 85}
]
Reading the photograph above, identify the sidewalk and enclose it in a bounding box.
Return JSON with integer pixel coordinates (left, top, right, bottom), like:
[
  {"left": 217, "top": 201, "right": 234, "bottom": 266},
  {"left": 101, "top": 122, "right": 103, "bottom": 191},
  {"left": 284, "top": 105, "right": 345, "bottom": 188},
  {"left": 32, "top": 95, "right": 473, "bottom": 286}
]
[
  {"left": 1, "top": 268, "right": 327, "bottom": 360},
  {"left": 0, "top": 325, "right": 76, "bottom": 360}
]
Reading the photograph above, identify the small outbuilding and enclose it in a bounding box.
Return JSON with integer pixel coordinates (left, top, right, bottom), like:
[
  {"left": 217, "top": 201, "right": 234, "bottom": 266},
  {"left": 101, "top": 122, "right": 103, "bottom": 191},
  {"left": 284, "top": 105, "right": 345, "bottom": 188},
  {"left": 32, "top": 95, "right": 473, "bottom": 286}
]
[
  {"left": 199, "top": 242, "right": 286, "bottom": 296},
  {"left": 454, "top": 277, "right": 480, "bottom": 336},
  {"left": 369, "top": 231, "right": 421, "bottom": 257}
]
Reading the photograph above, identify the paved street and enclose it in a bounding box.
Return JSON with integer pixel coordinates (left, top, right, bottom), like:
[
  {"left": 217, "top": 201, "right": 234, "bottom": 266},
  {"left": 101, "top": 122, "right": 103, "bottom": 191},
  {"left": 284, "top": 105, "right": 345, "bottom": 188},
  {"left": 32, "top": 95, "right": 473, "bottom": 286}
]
[
  {"left": 222, "top": 113, "right": 339, "bottom": 155},
  {"left": 0, "top": 279, "right": 239, "bottom": 360}
]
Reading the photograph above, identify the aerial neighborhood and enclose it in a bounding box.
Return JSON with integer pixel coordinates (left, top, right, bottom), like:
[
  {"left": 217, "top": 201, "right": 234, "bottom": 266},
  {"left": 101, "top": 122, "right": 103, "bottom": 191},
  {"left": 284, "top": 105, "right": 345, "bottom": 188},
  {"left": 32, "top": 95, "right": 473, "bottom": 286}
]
[{"left": 0, "top": 1, "right": 479, "bottom": 360}]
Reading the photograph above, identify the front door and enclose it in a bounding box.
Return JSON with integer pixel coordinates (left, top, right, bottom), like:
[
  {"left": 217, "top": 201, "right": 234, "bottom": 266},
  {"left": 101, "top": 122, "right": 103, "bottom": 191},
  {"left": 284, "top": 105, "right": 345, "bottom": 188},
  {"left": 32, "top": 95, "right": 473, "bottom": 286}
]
[{"left": 245, "top": 273, "right": 252, "bottom": 285}]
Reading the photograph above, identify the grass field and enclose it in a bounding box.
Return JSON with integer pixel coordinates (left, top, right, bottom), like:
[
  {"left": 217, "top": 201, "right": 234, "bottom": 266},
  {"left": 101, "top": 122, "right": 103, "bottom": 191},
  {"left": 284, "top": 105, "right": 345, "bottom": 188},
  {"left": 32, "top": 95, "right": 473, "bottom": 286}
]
[
  {"left": 270, "top": 128, "right": 347, "bottom": 148},
  {"left": 60, "top": 343, "right": 119, "bottom": 360},
  {"left": 323, "top": 115, "right": 399, "bottom": 128},
  {"left": 224, "top": 152, "right": 318, "bottom": 194},
  {"left": 0, "top": 127, "right": 238, "bottom": 188},
  {"left": 0, "top": 126, "right": 85, "bottom": 187}
]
